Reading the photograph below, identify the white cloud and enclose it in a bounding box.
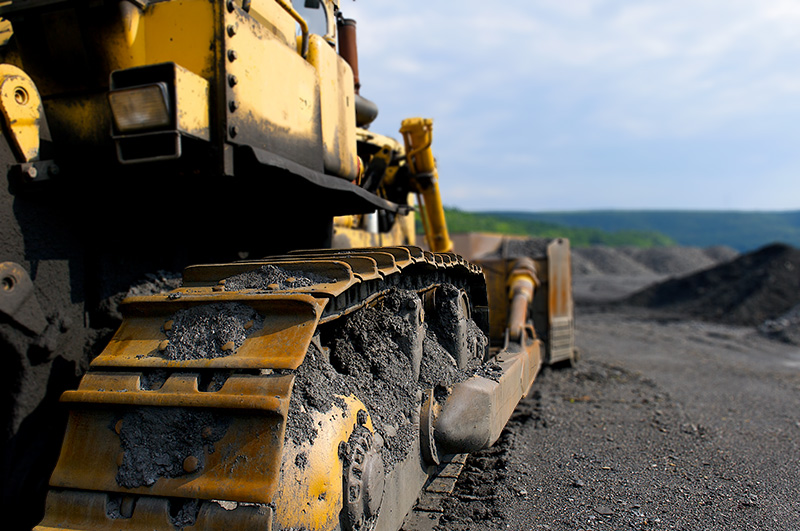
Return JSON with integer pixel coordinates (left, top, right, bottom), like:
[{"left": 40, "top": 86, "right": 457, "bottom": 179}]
[{"left": 340, "top": 0, "right": 800, "bottom": 210}]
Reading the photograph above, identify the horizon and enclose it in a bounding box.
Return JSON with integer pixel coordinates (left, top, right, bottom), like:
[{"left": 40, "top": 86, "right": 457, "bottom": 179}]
[
  {"left": 346, "top": 1, "right": 800, "bottom": 213},
  {"left": 470, "top": 207, "right": 800, "bottom": 214}
]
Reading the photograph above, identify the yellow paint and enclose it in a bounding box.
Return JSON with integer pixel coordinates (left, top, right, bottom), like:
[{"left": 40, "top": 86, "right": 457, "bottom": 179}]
[
  {"left": 143, "top": 0, "right": 216, "bottom": 78},
  {"left": 400, "top": 118, "right": 453, "bottom": 253},
  {"left": 332, "top": 210, "right": 414, "bottom": 248},
  {"left": 244, "top": 0, "right": 297, "bottom": 47},
  {"left": 226, "top": 6, "right": 321, "bottom": 147},
  {"left": 307, "top": 34, "right": 358, "bottom": 179},
  {"left": 105, "top": 0, "right": 215, "bottom": 79},
  {"left": 274, "top": 395, "right": 373, "bottom": 531},
  {"left": 118, "top": 1, "right": 141, "bottom": 48},
  {"left": 173, "top": 65, "right": 210, "bottom": 140},
  {"left": 0, "top": 64, "right": 42, "bottom": 162}
]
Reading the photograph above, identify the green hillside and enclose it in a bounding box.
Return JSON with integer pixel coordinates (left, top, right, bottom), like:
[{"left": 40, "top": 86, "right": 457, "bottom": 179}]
[
  {"left": 434, "top": 209, "right": 675, "bottom": 247},
  {"left": 484, "top": 210, "right": 800, "bottom": 251}
]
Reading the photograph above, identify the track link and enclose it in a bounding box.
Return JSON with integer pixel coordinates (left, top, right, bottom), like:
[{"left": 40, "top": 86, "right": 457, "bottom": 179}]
[{"left": 36, "top": 247, "right": 488, "bottom": 531}]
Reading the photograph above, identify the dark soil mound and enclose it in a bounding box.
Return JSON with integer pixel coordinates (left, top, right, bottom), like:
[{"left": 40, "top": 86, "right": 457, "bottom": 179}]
[{"left": 625, "top": 243, "right": 800, "bottom": 326}]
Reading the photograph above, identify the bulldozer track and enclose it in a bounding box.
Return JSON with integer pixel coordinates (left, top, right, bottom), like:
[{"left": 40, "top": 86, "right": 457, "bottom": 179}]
[
  {"left": 400, "top": 453, "right": 468, "bottom": 531},
  {"left": 37, "top": 246, "right": 487, "bottom": 531}
]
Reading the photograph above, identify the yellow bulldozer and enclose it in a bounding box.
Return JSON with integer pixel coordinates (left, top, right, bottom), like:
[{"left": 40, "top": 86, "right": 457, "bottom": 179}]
[{"left": 0, "top": 1, "right": 575, "bottom": 530}]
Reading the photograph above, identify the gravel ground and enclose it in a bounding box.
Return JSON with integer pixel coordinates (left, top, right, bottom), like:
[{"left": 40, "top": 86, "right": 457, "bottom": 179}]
[
  {"left": 439, "top": 307, "right": 800, "bottom": 531},
  {"left": 437, "top": 245, "right": 800, "bottom": 531}
]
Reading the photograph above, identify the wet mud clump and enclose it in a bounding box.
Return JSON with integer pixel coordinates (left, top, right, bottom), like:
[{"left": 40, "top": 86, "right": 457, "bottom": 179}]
[
  {"left": 115, "top": 408, "right": 230, "bottom": 488},
  {"left": 160, "top": 303, "right": 263, "bottom": 360},
  {"left": 286, "top": 287, "right": 487, "bottom": 468},
  {"left": 224, "top": 265, "right": 333, "bottom": 291}
]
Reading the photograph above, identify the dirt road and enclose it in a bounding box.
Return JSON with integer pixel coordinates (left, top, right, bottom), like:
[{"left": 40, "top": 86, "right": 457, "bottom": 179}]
[{"left": 440, "top": 305, "right": 800, "bottom": 530}]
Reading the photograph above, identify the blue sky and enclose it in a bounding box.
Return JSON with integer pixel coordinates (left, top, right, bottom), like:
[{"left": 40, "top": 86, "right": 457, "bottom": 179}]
[{"left": 343, "top": 1, "right": 800, "bottom": 212}]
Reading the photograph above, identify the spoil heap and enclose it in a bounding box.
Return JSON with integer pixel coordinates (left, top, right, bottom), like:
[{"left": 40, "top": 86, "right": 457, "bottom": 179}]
[
  {"left": 483, "top": 237, "right": 738, "bottom": 278},
  {"left": 625, "top": 243, "right": 800, "bottom": 327},
  {"left": 572, "top": 245, "right": 738, "bottom": 277}
]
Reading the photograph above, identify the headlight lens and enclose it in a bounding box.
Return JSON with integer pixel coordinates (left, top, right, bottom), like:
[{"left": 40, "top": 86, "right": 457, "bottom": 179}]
[{"left": 108, "top": 83, "right": 171, "bottom": 133}]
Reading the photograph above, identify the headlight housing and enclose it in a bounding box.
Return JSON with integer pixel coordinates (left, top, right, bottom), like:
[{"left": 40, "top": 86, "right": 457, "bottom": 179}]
[{"left": 108, "top": 83, "right": 171, "bottom": 134}]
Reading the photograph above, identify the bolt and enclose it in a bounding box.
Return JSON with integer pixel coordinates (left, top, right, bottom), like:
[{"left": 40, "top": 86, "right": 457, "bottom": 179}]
[
  {"left": 226, "top": 0, "right": 235, "bottom": 12},
  {"left": 183, "top": 455, "right": 200, "bottom": 473},
  {"left": 1, "top": 275, "right": 15, "bottom": 292},
  {"left": 48, "top": 164, "right": 60, "bottom": 177},
  {"left": 158, "top": 339, "right": 169, "bottom": 351},
  {"left": 221, "top": 341, "right": 235, "bottom": 351},
  {"left": 229, "top": 125, "right": 239, "bottom": 137},
  {"left": 228, "top": 74, "right": 238, "bottom": 87},
  {"left": 228, "top": 49, "right": 238, "bottom": 62},
  {"left": 24, "top": 166, "right": 38, "bottom": 179},
  {"left": 14, "top": 87, "right": 28, "bottom": 105},
  {"left": 356, "top": 409, "right": 368, "bottom": 426},
  {"left": 114, "top": 420, "right": 123, "bottom": 434},
  {"left": 229, "top": 100, "right": 239, "bottom": 112},
  {"left": 201, "top": 426, "right": 213, "bottom": 439},
  {"left": 163, "top": 320, "right": 174, "bottom": 331},
  {"left": 266, "top": 283, "right": 279, "bottom": 290},
  {"left": 227, "top": 25, "right": 237, "bottom": 37},
  {"left": 244, "top": 320, "right": 254, "bottom": 330},
  {"left": 212, "top": 284, "right": 224, "bottom": 291}
]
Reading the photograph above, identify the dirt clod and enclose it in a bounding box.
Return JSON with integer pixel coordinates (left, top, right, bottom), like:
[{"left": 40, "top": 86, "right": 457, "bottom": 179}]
[
  {"left": 159, "top": 303, "right": 263, "bottom": 360},
  {"left": 115, "top": 408, "right": 230, "bottom": 489},
  {"left": 286, "top": 287, "right": 487, "bottom": 470},
  {"left": 224, "top": 265, "right": 333, "bottom": 291}
]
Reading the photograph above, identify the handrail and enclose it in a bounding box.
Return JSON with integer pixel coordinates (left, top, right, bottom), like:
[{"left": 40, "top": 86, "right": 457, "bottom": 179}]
[{"left": 274, "top": 0, "right": 309, "bottom": 58}]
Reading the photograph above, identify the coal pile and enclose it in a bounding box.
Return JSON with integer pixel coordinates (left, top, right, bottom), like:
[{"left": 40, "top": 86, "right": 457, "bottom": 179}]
[
  {"left": 483, "top": 237, "right": 739, "bottom": 277},
  {"left": 572, "top": 245, "right": 738, "bottom": 277},
  {"left": 758, "top": 304, "right": 800, "bottom": 345},
  {"left": 625, "top": 243, "right": 800, "bottom": 327}
]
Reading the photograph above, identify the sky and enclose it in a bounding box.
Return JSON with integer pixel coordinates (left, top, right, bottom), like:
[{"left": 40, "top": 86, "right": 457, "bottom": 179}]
[{"left": 340, "top": 0, "right": 800, "bottom": 212}]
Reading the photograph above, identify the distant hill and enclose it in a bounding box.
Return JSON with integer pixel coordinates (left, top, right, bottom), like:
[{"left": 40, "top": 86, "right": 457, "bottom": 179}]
[
  {"left": 436, "top": 209, "right": 675, "bottom": 247},
  {"left": 484, "top": 210, "right": 800, "bottom": 251}
]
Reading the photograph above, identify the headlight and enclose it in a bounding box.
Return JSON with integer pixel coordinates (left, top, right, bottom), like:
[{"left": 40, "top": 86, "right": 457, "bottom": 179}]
[{"left": 108, "top": 83, "right": 171, "bottom": 133}]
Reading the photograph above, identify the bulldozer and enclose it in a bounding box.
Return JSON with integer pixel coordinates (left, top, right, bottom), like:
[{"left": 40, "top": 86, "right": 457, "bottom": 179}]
[{"left": 0, "top": 1, "right": 576, "bottom": 530}]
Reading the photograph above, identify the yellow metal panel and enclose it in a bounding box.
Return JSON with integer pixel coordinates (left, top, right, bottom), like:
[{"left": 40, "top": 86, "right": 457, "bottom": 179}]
[
  {"left": 51, "top": 373, "right": 293, "bottom": 504},
  {"left": 307, "top": 34, "right": 358, "bottom": 179},
  {"left": 0, "top": 64, "right": 43, "bottom": 161},
  {"left": 143, "top": 0, "right": 216, "bottom": 79},
  {"left": 0, "top": 18, "right": 12, "bottom": 47},
  {"left": 245, "top": 0, "right": 299, "bottom": 48},
  {"left": 226, "top": 6, "right": 323, "bottom": 166},
  {"left": 274, "top": 396, "right": 372, "bottom": 531},
  {"left": 83, "top": 0, "right": 216, "bottom": 79},
  {"left": 332, "top": 209, "right": 416, "bottom": 249},
  {"left": 174, "top": 64, "right": 210, "bottom": 140},
  {"left": 90, "top": 294, "right": 325, "bottom": 370}
]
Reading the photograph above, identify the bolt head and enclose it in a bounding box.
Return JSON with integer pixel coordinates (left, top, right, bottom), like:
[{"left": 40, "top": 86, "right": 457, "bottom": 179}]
[{"left": 183, "top": 455, "right": 200, "bottom": 473}]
